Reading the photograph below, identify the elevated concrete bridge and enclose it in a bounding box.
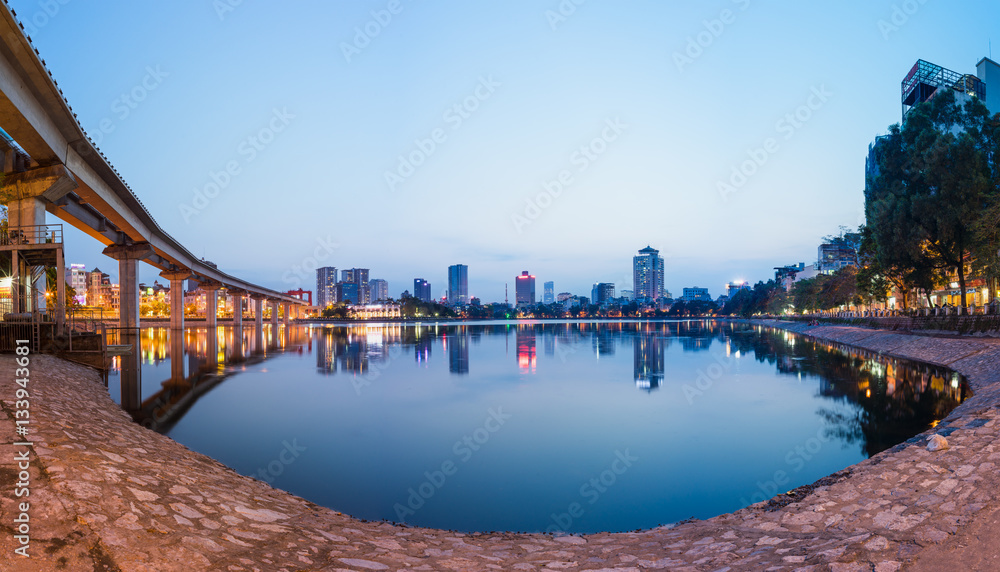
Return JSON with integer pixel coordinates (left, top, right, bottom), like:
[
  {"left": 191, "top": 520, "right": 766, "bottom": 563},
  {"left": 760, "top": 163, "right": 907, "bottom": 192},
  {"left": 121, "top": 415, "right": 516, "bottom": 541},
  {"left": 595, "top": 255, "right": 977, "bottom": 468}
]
[{"left": 0, "top": 3, "right": 305, "bottom": 332}]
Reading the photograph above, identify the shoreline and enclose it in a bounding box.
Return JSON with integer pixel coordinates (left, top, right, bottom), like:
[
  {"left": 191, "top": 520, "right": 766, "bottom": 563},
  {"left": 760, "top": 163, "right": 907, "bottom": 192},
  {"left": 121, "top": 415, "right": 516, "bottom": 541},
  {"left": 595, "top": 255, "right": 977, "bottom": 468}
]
[{"left": 3, "top": 320, "right": 1000, "bottom": 570}]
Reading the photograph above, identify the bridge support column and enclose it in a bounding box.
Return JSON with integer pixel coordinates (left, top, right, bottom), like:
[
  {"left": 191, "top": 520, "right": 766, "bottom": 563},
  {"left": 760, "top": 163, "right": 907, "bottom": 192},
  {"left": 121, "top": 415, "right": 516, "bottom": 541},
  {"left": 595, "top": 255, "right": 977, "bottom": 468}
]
[
  {"left": 282, "top": 303, "right": 290, "bottom": 325},
  {"left": 253, "top": 296, "right": 264, "bottom": 330},
  {"left": 232, "top": 293, "right": 244, "bottom": 328},
  {"left": 196, "top": 280, "right": 223, "bottom": 328},
  {"left": 103, "top": 243, "right": 153, "bottom": 330},
  {"left": 270, "top": 300, "right": 279, "bottom": 328},
  {"left": 5, "top": 166, "right": 78, "bottom": 320},
  {"left": 160, "top": 270, "right": 191, "bottom": 330}
]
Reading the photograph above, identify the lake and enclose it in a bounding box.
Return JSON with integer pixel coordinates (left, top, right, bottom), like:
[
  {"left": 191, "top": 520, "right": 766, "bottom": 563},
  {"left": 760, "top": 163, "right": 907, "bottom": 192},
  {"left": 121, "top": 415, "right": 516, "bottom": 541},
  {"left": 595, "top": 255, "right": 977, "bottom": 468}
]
[{"left": 107, "top": 320, "right": 967, "bottom": 534}]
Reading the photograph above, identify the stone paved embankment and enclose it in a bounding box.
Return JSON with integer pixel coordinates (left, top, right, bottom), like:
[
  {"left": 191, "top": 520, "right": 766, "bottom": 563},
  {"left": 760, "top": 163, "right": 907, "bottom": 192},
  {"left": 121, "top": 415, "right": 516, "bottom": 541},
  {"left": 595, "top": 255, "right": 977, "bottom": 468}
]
[{"left": 2, "top": 322, "right": 1000, "bottom": 571}]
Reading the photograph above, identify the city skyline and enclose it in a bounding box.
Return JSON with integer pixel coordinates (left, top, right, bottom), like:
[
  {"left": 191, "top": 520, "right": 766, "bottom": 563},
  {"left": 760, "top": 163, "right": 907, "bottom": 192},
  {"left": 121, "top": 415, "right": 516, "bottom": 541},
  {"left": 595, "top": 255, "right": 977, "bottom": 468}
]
[{"left": 12, "top": 1, "right": 1000, "bottom": 299}]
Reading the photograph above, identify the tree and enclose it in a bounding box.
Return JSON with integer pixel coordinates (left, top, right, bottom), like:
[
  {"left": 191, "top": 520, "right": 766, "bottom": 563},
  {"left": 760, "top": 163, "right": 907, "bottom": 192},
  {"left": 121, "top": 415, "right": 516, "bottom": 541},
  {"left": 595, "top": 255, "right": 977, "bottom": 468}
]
[{"left": 866, "top": 89, "right": 995, "bottom": 307}]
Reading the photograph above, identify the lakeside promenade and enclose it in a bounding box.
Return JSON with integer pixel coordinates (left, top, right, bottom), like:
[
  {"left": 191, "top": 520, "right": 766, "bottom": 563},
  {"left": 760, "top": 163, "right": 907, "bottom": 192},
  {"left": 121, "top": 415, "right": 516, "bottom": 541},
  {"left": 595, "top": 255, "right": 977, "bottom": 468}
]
[{"left": 2, "top": 322, "right": 1000, "bottom": 570}]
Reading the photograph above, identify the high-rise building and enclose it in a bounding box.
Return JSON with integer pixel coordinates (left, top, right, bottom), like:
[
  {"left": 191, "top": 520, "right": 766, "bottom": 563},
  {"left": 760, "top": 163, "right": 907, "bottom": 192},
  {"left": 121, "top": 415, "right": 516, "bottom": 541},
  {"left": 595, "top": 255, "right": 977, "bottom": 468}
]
[
  {"left": 337, "top": 282, "right": 360, "bottom": 305},
  {"left": 633, "top": 246, "right": 664, "bottom": 302},
  {"left": 413, "top": 279, "right": 432, "bottom": 302},
  {"left": 368, "top": 279, "right": 389, "bottom": 302},
  {"left": 592, "top": 283, "right": 615, "bottom": 305},
  {"left": 317, "top": 267, "right": 338, "bottom": 308},
  {"left": 448, "top": 264, "right": 468, "bottom": 306},
  {"left": 339, "top": 268, "right": 370, "bottom": 303},
  {"left": 515, "top": 271, "right": 535, "bottom": 306},
  {"left": 69, "top": 263, "right": 87, "bottom": 304},
  {"left": 543, "top": 281, "right": 554, "bottom": 304}
]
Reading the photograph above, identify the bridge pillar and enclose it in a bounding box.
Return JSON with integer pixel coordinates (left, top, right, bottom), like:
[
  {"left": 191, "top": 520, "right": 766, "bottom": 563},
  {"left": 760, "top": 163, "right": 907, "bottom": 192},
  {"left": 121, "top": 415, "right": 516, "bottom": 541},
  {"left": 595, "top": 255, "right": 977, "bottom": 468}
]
[
  {"left": 4, "top": 166, "right": 78, "bottom": 321},
  {"left": 282, "top": 302, "right": 290, "bottom": 325},
  {"left": 160, "top": 270, "right": 191, "bottom": 330},
  {"left": 231, "top": 292, "right": 244, "bottom": 328},
  {"left": 270, "top": 300, "right": 279, "bottom": 328},
  {"left": 103, "top": 243, "right": 153, "bottom": 330},
  {"left": 198, "top": 280, "right": 223, "bottom": 328},
  {"left": 253, "top": 295, "right": 264, "bottom": 330}
]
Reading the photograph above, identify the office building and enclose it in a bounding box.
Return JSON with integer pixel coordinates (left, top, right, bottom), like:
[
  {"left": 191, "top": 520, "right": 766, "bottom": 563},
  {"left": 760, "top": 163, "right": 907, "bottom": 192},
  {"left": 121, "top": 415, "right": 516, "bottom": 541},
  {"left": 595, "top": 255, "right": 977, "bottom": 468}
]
[
  {"left": 633, "top": 246, "right": 664, "bottom": 301},
  {"left": 515, "top": 271, "right": 535, "bottom": 306},
  {"left": 543, "top": 281, "right": 554, "bottom": 304},
  {"left": 448, "top": 264, "right": 468, "bottom": 306},
  {"left": 368, "top": 279, "right": 389, "bottom": 302},
  {"left": 592, "top": 282, "right": 615, "bottom": 305},
  {"left": 337, "top": 282, "right": 360, "bottom": 305},
  {"left": 413, "top": 278, "right": 432, "bottom": 302},
  {"left": 726, "top": 281, "right": 750, "bottom": 298},
  {"left": 681, "top": 287, "right": 712, "bottom": 303},
  {"left": 340, "top": 268, "right": 370, "bottom": 303},
  {"left": 316, "top": 267, "right": 338, "bottom": 308}
]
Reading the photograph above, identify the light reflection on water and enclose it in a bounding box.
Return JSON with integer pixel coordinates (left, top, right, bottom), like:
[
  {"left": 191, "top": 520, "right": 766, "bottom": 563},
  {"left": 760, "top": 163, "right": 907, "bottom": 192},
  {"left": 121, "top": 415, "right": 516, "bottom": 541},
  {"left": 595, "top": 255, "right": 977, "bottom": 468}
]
[{"left": 107, "top": 320, "right": 968, "bottom": 533}]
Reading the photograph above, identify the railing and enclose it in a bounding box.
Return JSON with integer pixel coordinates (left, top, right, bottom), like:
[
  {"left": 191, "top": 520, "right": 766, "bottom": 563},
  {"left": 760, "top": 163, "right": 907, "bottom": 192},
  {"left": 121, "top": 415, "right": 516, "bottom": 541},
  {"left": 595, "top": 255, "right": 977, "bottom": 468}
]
[{"left": 1, "top": 224, "right": 63, "bottom": 245}]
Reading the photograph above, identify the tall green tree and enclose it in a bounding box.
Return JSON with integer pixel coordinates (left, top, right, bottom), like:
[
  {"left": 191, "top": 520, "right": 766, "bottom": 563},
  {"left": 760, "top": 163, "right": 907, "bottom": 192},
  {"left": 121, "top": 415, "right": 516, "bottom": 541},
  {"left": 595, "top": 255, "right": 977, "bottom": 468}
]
[{"left": 866, "top": 89, "right": 995, "bottom": 306}]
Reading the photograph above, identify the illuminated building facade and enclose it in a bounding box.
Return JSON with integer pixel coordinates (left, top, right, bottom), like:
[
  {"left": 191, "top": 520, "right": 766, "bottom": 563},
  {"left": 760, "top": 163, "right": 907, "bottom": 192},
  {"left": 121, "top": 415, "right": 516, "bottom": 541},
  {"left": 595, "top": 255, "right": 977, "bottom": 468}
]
[
  {"left": 448, "top": 264, "right": 468, "bottom": 306},
  {"left": 316, "top": 267, "right": 337, "bottom": 308},
  {"left": 633, "top": 246, "right": 664, "bottom": 302},
  {"left": 515, "top": 271, "right": 535, "bottom": 307},
  {"left": 413, "top": 278, "right": 432, "bottom": 302}
]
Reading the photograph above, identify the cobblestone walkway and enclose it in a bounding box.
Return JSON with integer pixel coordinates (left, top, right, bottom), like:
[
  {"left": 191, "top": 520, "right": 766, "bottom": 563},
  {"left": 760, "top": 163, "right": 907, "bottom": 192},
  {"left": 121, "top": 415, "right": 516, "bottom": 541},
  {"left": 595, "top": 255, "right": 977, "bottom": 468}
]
[{"left": 1, "top": 323, "right": 999, "bottom": 570}]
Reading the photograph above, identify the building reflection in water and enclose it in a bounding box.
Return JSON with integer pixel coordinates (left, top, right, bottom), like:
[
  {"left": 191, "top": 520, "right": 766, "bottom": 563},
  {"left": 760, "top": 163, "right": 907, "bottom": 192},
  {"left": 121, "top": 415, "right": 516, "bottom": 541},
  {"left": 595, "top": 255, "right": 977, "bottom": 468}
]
[
  {"left": 116, "top": 324, "right": 304, "bottom": 432},
  {"left": 633, "top": 329, "right": 665, "bottom": 391},
  {"left": 515, "top": 325, "right": 536, "bottom": 374},
  {"left": 111, "top": 321, "right": 970, "bottom": 456},
  {"left": 448, "top": 328, "right": 470, "bottom": 375}
]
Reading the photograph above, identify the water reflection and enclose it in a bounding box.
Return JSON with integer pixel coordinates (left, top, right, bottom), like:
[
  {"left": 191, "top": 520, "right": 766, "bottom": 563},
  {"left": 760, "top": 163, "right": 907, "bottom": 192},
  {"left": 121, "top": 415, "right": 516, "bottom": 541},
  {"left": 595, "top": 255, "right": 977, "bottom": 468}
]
[
  {"left": 107, "top": 320, "right": 971, "bottom": 533},
  {"left": 723, "top": 323, "right": 968, "bottom": 457},
  {"left": 113, "top": 320, "right": 968, "bottom": 459},
  {"left": 111, "top": 324, "right": 307, "bottom": 432}
]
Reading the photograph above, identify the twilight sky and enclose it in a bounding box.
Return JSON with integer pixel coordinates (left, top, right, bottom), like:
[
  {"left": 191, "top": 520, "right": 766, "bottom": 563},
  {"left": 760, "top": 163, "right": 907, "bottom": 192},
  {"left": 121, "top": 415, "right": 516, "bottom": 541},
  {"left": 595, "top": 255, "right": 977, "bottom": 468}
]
[{"left": 11, "top": 0, "right": 1000, "bottom": 302}]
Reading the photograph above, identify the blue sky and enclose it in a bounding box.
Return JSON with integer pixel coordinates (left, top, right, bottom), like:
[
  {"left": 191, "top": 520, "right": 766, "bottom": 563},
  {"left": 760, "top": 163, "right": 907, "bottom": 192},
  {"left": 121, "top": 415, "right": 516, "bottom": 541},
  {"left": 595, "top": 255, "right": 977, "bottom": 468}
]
[{"left": 10, "top": 0, "right": 1000, "bottom": 301}]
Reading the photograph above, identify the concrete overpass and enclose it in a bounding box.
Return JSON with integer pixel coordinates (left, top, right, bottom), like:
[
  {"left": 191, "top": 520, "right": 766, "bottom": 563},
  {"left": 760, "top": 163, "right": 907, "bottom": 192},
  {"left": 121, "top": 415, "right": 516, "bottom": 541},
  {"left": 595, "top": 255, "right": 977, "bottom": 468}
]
[{"left": 0, "top": 3, "right": 306, "bottom": 331}]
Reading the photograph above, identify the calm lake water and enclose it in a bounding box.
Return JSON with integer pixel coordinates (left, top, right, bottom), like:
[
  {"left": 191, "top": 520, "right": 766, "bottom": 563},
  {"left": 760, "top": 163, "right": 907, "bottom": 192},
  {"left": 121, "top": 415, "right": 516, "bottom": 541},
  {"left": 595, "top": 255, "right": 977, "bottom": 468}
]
[{"left": 108, "top": 320, "right": 967, "bottom": 534}]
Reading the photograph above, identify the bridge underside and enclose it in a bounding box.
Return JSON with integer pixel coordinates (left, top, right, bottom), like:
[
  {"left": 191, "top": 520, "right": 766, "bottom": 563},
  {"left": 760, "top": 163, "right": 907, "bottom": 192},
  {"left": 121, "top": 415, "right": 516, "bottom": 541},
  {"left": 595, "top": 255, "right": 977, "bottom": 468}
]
[{"left": 0, "top": 5, "right": 305, "bottom": 332}]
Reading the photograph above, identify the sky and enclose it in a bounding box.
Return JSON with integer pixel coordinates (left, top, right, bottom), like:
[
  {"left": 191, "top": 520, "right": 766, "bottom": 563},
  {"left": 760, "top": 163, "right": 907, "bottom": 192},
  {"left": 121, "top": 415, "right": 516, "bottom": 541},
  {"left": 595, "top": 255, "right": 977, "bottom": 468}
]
[{"left": 9, "top": 0, "right": 1000, "bottom": 302}]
